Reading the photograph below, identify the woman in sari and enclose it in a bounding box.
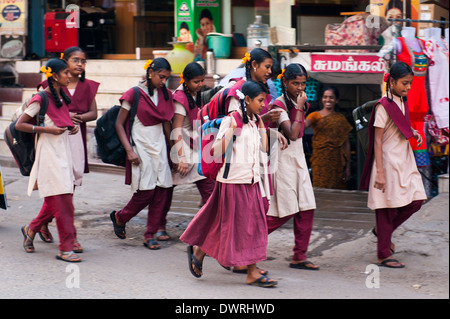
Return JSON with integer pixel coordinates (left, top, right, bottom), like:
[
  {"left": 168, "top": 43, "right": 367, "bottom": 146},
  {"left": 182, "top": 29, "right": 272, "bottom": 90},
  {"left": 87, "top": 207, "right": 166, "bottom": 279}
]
[{"left": 305, "top": 86, "right": 352, "bottom": 189}]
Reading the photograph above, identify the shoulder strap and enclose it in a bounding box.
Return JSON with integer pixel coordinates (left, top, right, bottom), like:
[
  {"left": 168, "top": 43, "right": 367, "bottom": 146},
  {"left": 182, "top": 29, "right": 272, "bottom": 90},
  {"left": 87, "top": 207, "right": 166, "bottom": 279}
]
[
  {"left": 129, "top": 86, "right": 140, "bottom": 146},
  {"left": 37, "top": 91, "right": 49, "bottom": 127},
  {"left": 218, "top": 88, "right": 230, "bottom": 116}
]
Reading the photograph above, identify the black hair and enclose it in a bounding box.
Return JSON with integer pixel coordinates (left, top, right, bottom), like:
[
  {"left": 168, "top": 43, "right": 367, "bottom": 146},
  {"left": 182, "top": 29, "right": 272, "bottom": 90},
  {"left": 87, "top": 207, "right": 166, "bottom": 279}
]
[
  {"left": 63, "top": 46, "right": 87, "bottom": 81},
  {"left": 244, "top": 48, "right": 273, "bottom": 81},
  {"left": 386, "top": 61, "right": 413, "bottom": 102},
  {"left": 239, "top": 80, "right": 268, "bottom": 124},
  {"left": 180, "top": 22, "right": 190, "bottom": 31},
  {"left": 146, "top": 57, "right": 172, "bottom": 101},
  {"left": 279, "top": 63, "right": 308, "bottom": 111},
  {"left": 199, "top": 9, "right": 213, "bottom": 21},
  {"left": 320, "top": 85, "right": 340, "bottom": 110},
  {"left": 45, "top": 58, "right": 71, "bottom": 108},
  {"left": 182, "top": 62, "right": 206, "bottom": 110}
]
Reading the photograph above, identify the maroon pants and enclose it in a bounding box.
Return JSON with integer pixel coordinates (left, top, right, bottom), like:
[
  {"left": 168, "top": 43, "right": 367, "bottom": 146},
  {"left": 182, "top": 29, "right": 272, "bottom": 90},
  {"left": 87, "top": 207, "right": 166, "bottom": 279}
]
[
  {"left": 375, "top": 200, "right": 423, "bottom": 259},
  {"left": 266, "top": 209, "right": 315, "bottom": 261},
  {"left": 116, "top": 186, "right": 173, "bottom": 240},
  {"left": 29, "top": 194, "right": 75, "bottom": 252}
]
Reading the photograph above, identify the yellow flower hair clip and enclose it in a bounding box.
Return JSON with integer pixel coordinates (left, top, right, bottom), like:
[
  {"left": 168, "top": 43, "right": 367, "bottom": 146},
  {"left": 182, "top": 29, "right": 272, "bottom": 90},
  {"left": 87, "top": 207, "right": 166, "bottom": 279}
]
[
  {"left": 40, "top": 66, "right": 53, "bottom": 79},
  {"left": 277, "top": 69, "right": 285, "bottom": 80},
  {"left": 241, "top": 52, "right": 251, "bottom": 65},
  {"left": 143, "top": 59, "right": 153, "bottom": 71},
  {"left": 179, "top": 73, "right": 185, "bottom": 84},
  {"left": 60, "top": 53, "right": 64, "bottom": 60}
]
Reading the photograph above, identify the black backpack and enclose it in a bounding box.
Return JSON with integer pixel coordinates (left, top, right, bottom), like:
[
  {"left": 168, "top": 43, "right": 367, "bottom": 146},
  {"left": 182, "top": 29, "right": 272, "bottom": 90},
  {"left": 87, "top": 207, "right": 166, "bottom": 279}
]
[
  {"left": 352, "top": 99, "right": 378, "bottom": 155},
  {"left": 4, "top": 91, "right": 49, "bottom": 176},
  {"left": 94, "top": 87, "right": 140, "bottom": 167}
]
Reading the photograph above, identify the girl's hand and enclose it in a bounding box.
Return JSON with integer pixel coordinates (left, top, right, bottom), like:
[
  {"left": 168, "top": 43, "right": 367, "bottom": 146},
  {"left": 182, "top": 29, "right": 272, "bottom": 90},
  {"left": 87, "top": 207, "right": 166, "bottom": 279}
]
[
  {"left": 413, "top": 130, "right": 423, "bottom": 147},
  {"left": 261, "top": 109, "right": 283, "bottom": 123},
  {"left": 296, "top": 91, "right": 308, "bottom": 110},
  {"left": 177, "top": 158, "right": 189, "bottom": 177},
  {"left": 127, "top": 149, "right": 140, "bottom": 166},
  {"left": 69, "top": 125, "right": 79, "bottom": 135},
  {"left": 373, "top": 171, "right": 386, "bottom": 193},
  {"left": 48, "top": 127, "right": 68, "bottom": 135},
  {"left": 277, "top": 131, "right": 288, "bottom": 150}
]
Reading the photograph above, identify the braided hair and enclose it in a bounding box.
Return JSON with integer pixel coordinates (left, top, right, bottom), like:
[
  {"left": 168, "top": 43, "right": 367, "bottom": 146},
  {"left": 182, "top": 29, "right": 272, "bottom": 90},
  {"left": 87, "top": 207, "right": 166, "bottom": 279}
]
[
  {"left": 239, "top": 80, "right": 269, "bottom": 124},
  {"left": 279, "top": 63, "right": 308, "bottom": 112},
  {"left": 182, "top": 62, "right": 206, "bottom": 110},
  {"left": 45, "top": 58, "right": 71, "bottom": 108},
  {"left": 63, "top": 46, "right": 86, "bottom": 81},
  {"left": 146, "top": 57, "right": 172, "bottom": 101},
  {"left": 385, "top": 61, "right": 413, "bottom": 102}
]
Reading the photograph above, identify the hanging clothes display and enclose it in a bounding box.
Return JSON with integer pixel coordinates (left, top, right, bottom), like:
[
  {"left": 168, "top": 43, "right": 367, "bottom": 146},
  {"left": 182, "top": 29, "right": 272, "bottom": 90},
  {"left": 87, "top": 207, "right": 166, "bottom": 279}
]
[
  {"left": 424, "top": 38, "right": 449, "bottom": 130},
  {"left": 396, "top": 36, "right": 430, "bottom": 167}
]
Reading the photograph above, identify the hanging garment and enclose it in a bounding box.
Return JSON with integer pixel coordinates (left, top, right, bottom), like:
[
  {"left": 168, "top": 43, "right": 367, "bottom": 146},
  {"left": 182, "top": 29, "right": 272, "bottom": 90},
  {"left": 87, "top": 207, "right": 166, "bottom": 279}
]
[
  {"left": 396, "top": 37, "right": 430, "bottom": 167},
  {"left": 424, "top": 39, "right": 449, "bottom": 130}
]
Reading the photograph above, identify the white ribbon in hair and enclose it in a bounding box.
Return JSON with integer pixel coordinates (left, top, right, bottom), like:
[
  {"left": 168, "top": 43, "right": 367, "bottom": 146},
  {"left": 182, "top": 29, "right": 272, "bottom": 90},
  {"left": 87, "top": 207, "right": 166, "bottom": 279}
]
[{"left": 236, "top": 89, "right": 245, "bottom": 100}]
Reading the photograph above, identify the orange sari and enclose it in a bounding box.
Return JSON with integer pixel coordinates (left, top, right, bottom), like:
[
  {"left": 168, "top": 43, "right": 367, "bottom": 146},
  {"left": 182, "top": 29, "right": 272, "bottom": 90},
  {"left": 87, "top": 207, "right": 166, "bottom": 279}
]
[{"left": 307, "top": 112, "right": 353, "bottom": 189}]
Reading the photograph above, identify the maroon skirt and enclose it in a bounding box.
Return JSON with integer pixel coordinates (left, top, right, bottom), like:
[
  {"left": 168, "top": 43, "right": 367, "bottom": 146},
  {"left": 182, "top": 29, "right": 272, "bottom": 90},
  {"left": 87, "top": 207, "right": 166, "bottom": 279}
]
[{"left": 180, "top": 182, "right": 268, "bottom": 267}]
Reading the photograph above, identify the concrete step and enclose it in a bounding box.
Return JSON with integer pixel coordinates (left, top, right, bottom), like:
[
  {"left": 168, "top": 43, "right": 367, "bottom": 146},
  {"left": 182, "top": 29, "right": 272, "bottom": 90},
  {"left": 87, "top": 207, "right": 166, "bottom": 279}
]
[{"left": 0, "top": 102, "right": 22, "bottom": 119}]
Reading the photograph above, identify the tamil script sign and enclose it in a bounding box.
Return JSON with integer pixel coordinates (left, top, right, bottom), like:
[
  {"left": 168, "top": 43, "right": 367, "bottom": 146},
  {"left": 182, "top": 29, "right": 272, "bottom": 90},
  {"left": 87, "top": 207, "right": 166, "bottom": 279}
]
[{"left": 311, "top": 54, "right": 385, "bottom": 73}]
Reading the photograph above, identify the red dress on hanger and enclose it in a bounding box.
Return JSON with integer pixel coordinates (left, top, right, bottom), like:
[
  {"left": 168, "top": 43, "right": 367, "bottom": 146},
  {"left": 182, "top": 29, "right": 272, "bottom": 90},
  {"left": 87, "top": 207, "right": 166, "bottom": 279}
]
[{"left": 396, "top": 37, "right": 430, "bottom": 167}]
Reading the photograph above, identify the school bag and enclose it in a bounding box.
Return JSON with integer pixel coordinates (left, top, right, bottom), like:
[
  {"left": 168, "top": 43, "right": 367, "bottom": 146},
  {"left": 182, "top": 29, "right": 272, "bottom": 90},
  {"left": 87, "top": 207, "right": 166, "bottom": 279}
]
[
  {"left": 198, "top": 79, "right": 245, "bottom": 125},
  {"left": 352, "top": 99, "right": 378, "bottom": 155},
  {"left": 4, "top": 91, "right": 49, "bottom": 176},
  {"left": 94, "top": 86, "right": 140, "bottom": 167}
]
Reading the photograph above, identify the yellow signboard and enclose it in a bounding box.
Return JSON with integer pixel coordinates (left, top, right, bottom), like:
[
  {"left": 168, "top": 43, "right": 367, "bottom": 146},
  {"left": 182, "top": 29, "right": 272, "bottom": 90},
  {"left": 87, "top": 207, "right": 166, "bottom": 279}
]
[{"left": 0, "top": 0, "right": 27, "bottom": 35}]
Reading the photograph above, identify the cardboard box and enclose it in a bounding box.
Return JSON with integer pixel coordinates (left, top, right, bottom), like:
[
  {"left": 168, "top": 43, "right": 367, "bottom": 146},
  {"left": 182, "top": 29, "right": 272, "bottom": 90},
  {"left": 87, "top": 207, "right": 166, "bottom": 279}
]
[
  {"left": 418, "top": 4, "right": 449, "bottom": 37},
  {"left": 420, "top": 0, "right": 449, "bottom": 10}
]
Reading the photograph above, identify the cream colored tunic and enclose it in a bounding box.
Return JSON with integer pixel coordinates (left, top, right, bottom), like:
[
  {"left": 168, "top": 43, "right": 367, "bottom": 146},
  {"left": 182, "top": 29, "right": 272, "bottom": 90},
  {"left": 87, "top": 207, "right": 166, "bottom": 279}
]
[
  {"left": 267, "top": 101, "right": 316, "bottom": 218},
  {"left": 171, "top": 100, "right": 206, "bottom": 185},
  {"left": 368, "top": 96, "right": 427, "bottom": 210},
  {"left": 25, "top": 102, "right": 74, "bottom": 198},
  {"left": 121, "top": 86, "right": 172, "bottom": 192}
]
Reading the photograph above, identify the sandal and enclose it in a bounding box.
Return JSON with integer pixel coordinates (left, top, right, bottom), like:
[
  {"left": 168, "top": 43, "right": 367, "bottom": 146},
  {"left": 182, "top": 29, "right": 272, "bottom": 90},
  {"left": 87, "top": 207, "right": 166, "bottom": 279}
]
[
  {"left": 187, "top": 246, "right": 203, "bottom": 278},
  {"left": 289, "top": 260, "right": 320, "bottom": 270},
  {"left": 155, "top": 230, "right": 170, "bottom": 241},
  {"left": 232, "top": 267, "right": 269, "bottom": 276},
  {"left": 378, "top": 258, "right": 405, "bottom": 269},
  {"left": 56, "top": 251, "right": 82, "bottom": 263},
  {"left": 38, "top": 227, "right": 54, "bottom": 243},
  {"left": 110, "top": 211, "right": 126, "bottom": 239},
  {"left": 73, "top": 239, "right": 83, "bottom": 253},
  {"left": 143, "top": 238, "right": 161, "bottom": 250},
  {"left": 247, "top": 275, "right": 277, "bottom": 288},
  {"left": 21, "top": 225, "right": 35, "bottom": 253}
]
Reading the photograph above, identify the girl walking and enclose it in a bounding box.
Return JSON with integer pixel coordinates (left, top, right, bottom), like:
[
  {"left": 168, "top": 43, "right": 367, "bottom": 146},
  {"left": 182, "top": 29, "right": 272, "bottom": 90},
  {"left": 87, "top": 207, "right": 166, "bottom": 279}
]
[
  {"left": 37, "top": 47, "right": 100, "bottom": 252},
  {"left": 180, "top": 81, "right": 277, "bottom": 288},
  {"left": 18, "top": 58, "right": 81, "bottom": 262},
  {"left": 267, "top": 63, "right": 319, "bottom": 270},
  {"left": 110, "top": 58, "right": 175, "bottom": 250},
  {"left": 360, "top": 61, "right": 427, "bottom": 268}
]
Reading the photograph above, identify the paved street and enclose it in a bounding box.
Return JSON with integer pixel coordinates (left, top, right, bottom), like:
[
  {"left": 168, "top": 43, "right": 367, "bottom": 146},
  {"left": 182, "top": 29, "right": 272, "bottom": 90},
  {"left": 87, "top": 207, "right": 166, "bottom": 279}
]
[{"left": 0, "top": 160, "right": 448, "bottom": 300}]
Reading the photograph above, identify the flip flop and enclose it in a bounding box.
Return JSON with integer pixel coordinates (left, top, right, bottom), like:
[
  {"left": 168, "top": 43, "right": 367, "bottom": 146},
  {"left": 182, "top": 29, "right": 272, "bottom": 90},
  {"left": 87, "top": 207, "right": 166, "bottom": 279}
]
[
  {"left": 187, "top": 246, "right": 203, "bottom": 278},
  {"left": 56, "top": 251, "right": 82, "bottom": 263},
  {"left": 155, "top": 230, "right": 170, "bottom": 241},
  {"left": 247, "top": 275, "right": 277, "bottom": 288},
  {"left": 143, "top": 238, "right": 161, "bottom": 250},
  {"left": 38, "top": 228, "right": 54, "bottom": 243},
  {"left": 232, "top": 267, "right": 269, "bottom": 276},
  {"left": 378, "top": 258, "right": 405, "bottom": 268},
  {"left": 289, "top": 261, "right": 320, "bottom": 271},
  {"left": 21, "top": 225, "right": 35, "bottom": 253},
  {"left": 110, "top": 211, "right": 126, "bottom": 239}
]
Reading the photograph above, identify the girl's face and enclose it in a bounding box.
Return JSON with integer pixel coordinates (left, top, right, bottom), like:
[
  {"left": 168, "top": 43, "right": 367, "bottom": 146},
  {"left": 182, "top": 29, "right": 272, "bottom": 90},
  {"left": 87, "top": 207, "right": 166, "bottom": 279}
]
[
  {"left": 322, "top": 89, "right": 338, "bottom": 110},
  {"left": 251, "top": 58, "right": 273, "bottom": 83},
  {"left": 285, "top": 75, "right": 307, "bottom": 99},
  {"left": 245, "top": 93, "right": 267, "bottom": 116},
  {"left": 53, "top": 67, "right": 71, "bottom": 87},
  {"left": 150, "top": 69, "right": 172, "bottom": 88},
  {"left": 66, "top": 51, "right": 87, "bottom": 77},
  {"left": 390, "top": 74, "right": 413, "bottom": 97},
  {"left": 186, "top": 75, "right": 205, "bottom": 95},
  {"left": 200, "top": 17, "right": 214, "bottom": 34}
]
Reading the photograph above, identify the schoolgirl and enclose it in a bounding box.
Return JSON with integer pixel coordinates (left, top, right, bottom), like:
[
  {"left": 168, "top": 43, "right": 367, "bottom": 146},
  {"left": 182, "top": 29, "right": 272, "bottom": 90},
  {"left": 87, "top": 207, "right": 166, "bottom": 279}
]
[
  {"left": 18, "top": 58, "right": 81, "bottom": 262},
  {"left": 360, "top": 61, "right": 427, "bottom": 268},
  {"left": 37, "top": 47, "right": 99, "bottom": 252},
  {"left": 110, "top": 58, "right": 175, "bottom": 250},
  {"left": 180, "top": 81, "right": 277, "bottom": 288},
  {"left": 267, "top": 63, "right": 319, "bottom": 270},
  {"left": 171, "top": 62, "right": 215, "bottom": 207}
]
